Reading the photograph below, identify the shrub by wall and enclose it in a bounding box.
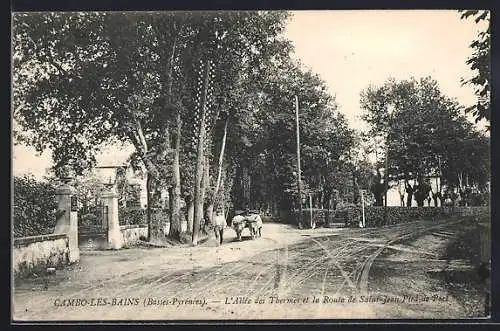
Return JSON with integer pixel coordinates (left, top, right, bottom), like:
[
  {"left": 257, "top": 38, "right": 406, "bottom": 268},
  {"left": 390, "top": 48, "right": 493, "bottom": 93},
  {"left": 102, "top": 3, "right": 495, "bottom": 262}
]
[
  {"left": 119, "top": 207, "right": 146, "bottom": 225},
  {"left": 13, "top": 175, "right": 58, "bottom": 237},
  {"left": 118, "top": 207, "right": 168, "bottom": 226}
]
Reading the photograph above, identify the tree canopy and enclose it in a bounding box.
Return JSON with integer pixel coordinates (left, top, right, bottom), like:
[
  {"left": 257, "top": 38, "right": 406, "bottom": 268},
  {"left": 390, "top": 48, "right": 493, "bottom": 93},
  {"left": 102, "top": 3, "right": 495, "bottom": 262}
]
[
  {"left": 14, "top": 11, "right": 489, "bottom": 236},
  {"left": 360, "top": 77, "right": 490, "bottom": 201},
  {"left": 460, "top": 10, "right": 491, "bottom": 127},
  {"left": 13, "top": 11, "right": 361, "bottom": 235}
]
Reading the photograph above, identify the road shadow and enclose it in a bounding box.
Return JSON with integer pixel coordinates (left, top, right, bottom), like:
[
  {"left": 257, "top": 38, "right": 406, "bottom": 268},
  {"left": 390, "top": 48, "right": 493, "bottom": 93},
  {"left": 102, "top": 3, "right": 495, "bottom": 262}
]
[
  {"left": 426, "top": 221, "right": 488, "bottom": 317},
  {"left": 229, "top": 236, "right": 259, "bottom": 243}
]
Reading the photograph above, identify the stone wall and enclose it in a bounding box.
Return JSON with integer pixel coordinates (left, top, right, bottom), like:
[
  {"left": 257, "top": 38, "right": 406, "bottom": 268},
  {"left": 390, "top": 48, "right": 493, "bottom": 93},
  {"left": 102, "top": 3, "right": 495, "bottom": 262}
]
[
  {"left": 120, "top": 225, "right": 148, "bottom": 246},
  {"left": 13, "top": 234, "right": 69, "bottom": 278}
]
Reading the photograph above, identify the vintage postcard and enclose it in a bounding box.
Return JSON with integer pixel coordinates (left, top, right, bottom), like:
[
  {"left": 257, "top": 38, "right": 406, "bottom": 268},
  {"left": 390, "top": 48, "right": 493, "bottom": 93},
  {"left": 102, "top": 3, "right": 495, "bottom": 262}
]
[{"left": 11, "top": 10, "right": 491, "bottom": 321}]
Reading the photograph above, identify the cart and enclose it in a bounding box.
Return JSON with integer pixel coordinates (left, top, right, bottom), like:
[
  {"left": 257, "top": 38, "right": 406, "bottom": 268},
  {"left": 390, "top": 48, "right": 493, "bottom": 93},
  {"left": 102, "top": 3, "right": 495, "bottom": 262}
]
[{"left": 231, "top": 210, "right": 263, "bottom": 241}]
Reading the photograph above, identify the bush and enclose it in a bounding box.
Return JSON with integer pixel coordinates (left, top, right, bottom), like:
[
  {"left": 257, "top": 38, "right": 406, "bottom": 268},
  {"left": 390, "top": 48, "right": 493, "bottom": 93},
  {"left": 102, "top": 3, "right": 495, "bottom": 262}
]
[
  {"left": 119, "top": 207, "right": 146, "bottom": 225},
  {"left": 151, "top": 208, "right": 169, "bottom": 224},
  {"left": 13, "top": 175, "right": 58, "bottom": 237},
  {"left": 345, "top": 206, "right": 490, "bottom": 228},
  {"left": 119, "top": 207, "right": 170, "bottom": 226}
]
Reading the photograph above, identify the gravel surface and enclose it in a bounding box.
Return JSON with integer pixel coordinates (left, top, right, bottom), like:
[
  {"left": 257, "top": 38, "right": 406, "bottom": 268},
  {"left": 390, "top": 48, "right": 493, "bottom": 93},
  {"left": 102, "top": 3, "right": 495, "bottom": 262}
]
[{"left": 12, "top": 218, "right": 488, "bottom": 321}]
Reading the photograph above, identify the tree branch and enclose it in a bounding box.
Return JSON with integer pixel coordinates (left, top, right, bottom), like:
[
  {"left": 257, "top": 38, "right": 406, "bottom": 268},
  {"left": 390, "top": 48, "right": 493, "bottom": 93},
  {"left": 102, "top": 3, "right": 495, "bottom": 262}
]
[{"left": 134, "top": 117, "right": 149, "bottom": 156}]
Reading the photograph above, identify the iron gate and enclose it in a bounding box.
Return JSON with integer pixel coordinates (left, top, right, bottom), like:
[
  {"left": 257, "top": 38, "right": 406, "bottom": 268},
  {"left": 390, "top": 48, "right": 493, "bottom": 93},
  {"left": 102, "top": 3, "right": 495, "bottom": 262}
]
[{"left": 78, "top": 203, "right": 109, "bottom": 250}]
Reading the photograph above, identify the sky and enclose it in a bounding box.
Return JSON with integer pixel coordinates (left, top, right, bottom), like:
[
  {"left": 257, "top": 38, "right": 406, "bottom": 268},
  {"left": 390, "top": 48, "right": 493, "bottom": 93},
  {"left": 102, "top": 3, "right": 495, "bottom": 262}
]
[
  {"left": 12, "top": 10, "right": 488, "bottom": 187},
  {"left": 284, "top": 10, "right": 487, "bottom": 131}
]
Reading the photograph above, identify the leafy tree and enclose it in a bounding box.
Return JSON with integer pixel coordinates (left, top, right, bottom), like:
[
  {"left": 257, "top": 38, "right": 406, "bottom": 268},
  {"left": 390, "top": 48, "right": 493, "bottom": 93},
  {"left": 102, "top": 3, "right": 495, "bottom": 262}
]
[
  {"left": 460, "top": 10, "right": 491, "bottom": 127},
  {"left": 13, "top": 11, "right": 295, "bottom": 242},
  {"left": 13, "top": 11, "right": 363, "bottom": 237},
  {"left": 169, "top": 11, "right": 293, "bottom": 243},
  {"left": 73, "top": 171, "right": 102, "bottom": 214},
  {"left": 439, "top": 119, "right": 490, "bottom": 192},
  {"left": 13, "top": 12, "right": 174, "bottom": 240},
  {"left": 222, "top": 55, "right": 355, "bottom": 226},
  {"left": 361, "top": 77, "right": 489, "bottom": 206}
]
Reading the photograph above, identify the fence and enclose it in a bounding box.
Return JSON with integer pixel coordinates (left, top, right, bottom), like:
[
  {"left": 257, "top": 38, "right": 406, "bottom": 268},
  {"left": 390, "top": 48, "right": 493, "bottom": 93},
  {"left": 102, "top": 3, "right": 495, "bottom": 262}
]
[
  {"left": 291, "top": 206, "right": 490, "bottom": 228},
  {"left": 344, "top": 206, "right": 490, "bottom": 227}
]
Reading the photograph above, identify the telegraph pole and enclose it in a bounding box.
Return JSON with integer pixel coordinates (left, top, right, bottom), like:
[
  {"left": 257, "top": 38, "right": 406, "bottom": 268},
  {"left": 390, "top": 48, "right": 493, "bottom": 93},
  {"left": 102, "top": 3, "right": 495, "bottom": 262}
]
[
  {"left": 383, "top": 141, "right": 389, "bottom": 223},
  {"left": 384, "top": 142, "right": 389, "bottom": 208},
  {"left": 361, "top": 190, "right": 366, "bottom": 228},
  {"left": 295, "top": 95, "right": 303, "bottom": 228},
  {"left": 309, "top": 193, "right": 313, "bottom": 228},
  {"left": 383, "top": 105, "right": 394, "bottom": 224}
]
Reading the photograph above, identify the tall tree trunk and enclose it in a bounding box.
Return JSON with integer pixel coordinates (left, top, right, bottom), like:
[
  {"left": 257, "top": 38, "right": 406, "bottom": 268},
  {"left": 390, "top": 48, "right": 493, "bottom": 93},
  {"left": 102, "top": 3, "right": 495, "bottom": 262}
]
[
  {"left": 406, "top": 192, "right": 412, "bottom": 207},
  {"left": 146, "top": 172, "right": 153, "bottom": 241},
  {"left": 218, "top": 169, "right": 226, "bottom": 215},
  {"left": 214, "top": 119, "right": 229, "bottom": 200},
  {"left": 144, "top": 158, "right": 163, "bottom": 239},
  {"left": 324, "top": 190, "right": 331, "bottom": 224},
  {"left": 203, "top": 101, "right": 223, "bottom": 226},
  {"left": 159, "top": 26, "right": 182, "bottom": 239},
  {"left": 212, "top": 118, "right": 228, "bottom": 218},
  {"left": 320, "top": 189, "right": 324, "bottom": 210},
  {"left": 272, "top": 198, "right": 278, "bottom": 218},
  {"left": 457, "top": 172, "right": 464, "bottom": 205},
  {"left": 405, "top": 179, "right": 413, "bottom": 207},
  {"left": 168, "top": 186, "right": 173, "bottom": 231},
  {"left": 187, "top": 196, "right": 194, "bottom": 233},
  {"left": 169, "top": 109, "right": 182, "bottom": 239},
  {"left": 127, "top": 117, "right": 163, "bottom": 241},
  {"left": 352, "top": 171, "right": 359, "bottom": 204},
  {"left": 203, "top": 153, "right": 212, "bottom": 228},
  {"left": 194, "top": 159, "right": 206, "bottom": 242},
  {"left": 192, "top": 60, "right": 211, "bottom": 245}
]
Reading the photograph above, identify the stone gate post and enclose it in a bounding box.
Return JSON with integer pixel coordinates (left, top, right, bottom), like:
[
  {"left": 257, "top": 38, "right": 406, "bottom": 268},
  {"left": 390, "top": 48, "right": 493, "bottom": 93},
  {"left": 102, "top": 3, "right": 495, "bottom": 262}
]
[
  {"left": 54, "top": 169, "right": 79, "bottom": 263},
  {"left": 101, "top": 185, "right": 123, "bottom": 249}
]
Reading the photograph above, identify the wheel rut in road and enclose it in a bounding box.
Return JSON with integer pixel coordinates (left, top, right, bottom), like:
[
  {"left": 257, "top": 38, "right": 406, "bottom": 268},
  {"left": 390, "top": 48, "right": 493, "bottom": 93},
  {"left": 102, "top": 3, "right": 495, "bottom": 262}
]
[{"left": 13, "top": 219, "right": 477, "bottom": 320}]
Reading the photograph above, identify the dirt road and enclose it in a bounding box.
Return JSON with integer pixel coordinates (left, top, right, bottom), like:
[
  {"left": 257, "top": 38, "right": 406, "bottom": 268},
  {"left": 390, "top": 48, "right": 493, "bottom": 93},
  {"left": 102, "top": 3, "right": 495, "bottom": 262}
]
[{"left": 13, "top": 218, "right": 487, "bottom": 321}]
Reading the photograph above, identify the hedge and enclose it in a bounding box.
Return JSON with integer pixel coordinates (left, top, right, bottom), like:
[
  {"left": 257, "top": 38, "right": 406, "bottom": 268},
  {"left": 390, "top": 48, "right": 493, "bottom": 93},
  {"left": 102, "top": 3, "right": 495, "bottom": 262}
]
[
  {"left": 345, "top": 206, "right": 490, "bottom": 227},
  {"left": 13, "top": 175, "right": 58, "bottom": 237}
]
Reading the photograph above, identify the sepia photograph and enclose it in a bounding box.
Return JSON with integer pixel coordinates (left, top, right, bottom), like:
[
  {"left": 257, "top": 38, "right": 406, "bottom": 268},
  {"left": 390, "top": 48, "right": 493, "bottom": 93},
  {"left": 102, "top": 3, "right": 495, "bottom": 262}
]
[{"left": 11, "top": 9, "right": 491, "bottom": 321}]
